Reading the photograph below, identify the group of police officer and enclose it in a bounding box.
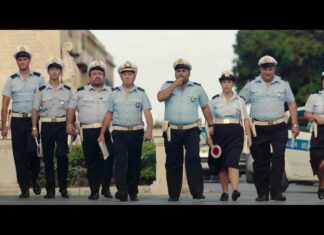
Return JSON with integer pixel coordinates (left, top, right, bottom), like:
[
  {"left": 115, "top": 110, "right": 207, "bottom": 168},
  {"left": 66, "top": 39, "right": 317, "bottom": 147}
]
[{"left": 2, "top": 44, "right": 324, "bottom": 202}]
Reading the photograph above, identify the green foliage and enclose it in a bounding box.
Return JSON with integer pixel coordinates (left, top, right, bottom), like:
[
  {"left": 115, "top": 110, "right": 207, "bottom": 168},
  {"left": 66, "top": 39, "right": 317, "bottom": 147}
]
[
  {"left": 38, "top": 142, "right": 157, "bottom": 186},
  {"left": 140, "top": 141, "right": 156, "bottom": 185},
  {"left": 233, "top": 30, "right": 324, "bottom": 106}
]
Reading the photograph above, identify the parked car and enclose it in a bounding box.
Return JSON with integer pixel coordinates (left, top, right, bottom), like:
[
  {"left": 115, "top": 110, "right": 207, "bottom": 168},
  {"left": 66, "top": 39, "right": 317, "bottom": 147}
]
[{"left": 245, "top": 107, "right": 318, "bottom": 191}]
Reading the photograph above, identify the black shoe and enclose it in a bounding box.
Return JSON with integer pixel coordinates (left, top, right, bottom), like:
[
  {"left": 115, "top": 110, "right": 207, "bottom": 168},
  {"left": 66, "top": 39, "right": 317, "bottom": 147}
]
[
  {"left": 19, "top": 190, "right": 30, "bottom": 198},
  {"left": 60, "top": 189, "right": 70, "bottom": 199},
  {"left": 88, "top": 192, "right": 99, "bottom": 200},
  {"left": 168, "top": 197, "right": 179, "bottom": 202},
  {"left": 101, "top": 188, "right": 112, "bottom": 198},
  {"left": 255, "top": 195, "right": 269, "bottom": 201},
  {"left": 232, "top": 190, "right": 241, "bottom": 201},
  {"left": 270, "top": 194, "right": 286, "bottom": 201},
  {"left": 130, "top": 195, "right": 138, "bottom": 201},
  {"left": 193, "top": 194, "right": 206, "bottom": 200},
  {"left": 318, "top": 188, "right": 324, "bottom": 200},
  {"left": 220, "top": 192, "right": 229, "bottom": 201},
  {"left": 44, "top": 191, "right": 55, "bottom": 198},
  {"left": 32, "top": 179, "right": 41, "bottom": 195},
  {"left": 115, "top": 192, "right": 128, "bottom": 201}
]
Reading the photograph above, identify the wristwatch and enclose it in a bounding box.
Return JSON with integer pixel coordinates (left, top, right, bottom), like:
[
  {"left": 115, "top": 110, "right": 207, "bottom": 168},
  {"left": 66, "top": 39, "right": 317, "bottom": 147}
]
[
  {"left": 293, "top": 124, "right": 299, "bottom": 128},
  {"left": 32, "top": 127, "right": 37, "bottom": 131}
]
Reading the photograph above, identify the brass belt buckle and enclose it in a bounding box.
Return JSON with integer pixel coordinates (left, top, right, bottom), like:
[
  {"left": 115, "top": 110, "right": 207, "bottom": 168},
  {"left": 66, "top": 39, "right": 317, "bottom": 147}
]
[
  {"left": 128, "top": 126, "right": 133, "bottom": 131},
  {"left": 22, "top": 113, "right": 28, "bottom": 118},
  {"left": 51, "top": 117, "right": 57, "bottom": 122},
  {"left": 94, "top": 123, "right": 101, "bottom": 128},
  {"left": 224, "top": 119, "right": 230, "bottom": 124},
  {"left": 178, "top": 125, "right": 183, "bottom": 130},
  {"left": 268, "top": 120, "right": 274, "bottom": 125}
]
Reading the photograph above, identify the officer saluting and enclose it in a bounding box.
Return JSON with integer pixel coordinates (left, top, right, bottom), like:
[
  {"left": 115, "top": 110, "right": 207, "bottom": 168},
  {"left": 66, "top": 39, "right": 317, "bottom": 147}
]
[
  {"left": 157, "top": 58, "right": 213, "bottom": 202},
  {"left": 304, "top": 72, "right": 324, "bottom": 200},
  {"left": 32, "top": 57, "right": 72, "bottom": 198},
  {"left": 1, "top": 45, "right": 45, "bottom": 198},
  {"left": 98, "top": 61, "right": 153, "bottom": 202},
  {"left": 66, "top": 60, "right": 114, "bottom": 200},
  {"left": 239, "top": 55, "right": 299, "bottom": 201}
]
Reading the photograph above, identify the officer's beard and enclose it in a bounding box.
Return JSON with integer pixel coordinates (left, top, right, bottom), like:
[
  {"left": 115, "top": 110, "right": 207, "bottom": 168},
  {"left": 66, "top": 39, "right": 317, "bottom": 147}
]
[{"left": 91, "top": 78, "right": 104, "bottom": 88}]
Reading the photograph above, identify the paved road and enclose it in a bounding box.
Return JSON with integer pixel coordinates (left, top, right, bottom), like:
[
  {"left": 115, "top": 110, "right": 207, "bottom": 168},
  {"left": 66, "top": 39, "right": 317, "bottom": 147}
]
[{"left": 0, "top": 180, "right": 323, "bottom": 205}]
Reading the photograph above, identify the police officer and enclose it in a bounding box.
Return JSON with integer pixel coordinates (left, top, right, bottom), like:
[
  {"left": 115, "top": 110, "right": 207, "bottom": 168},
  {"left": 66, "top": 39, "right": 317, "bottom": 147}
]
[
  {"left": 66, "top": 60, "right": 114, "bottom": 200},
  {"left": 207, "top": 71, "right": 252, "bottom": 201},
  {"left": 1, "top": 45, "right": 45, "bottom": 198},
  {"left": 32, "top": 57, "right": 72, "bottom": 198},
  {"left": 98, "top": 61, "right": 153, "bottom": 202},
  {"left": 304, "top": 72, "right": 324, "bottom": 200},
  {"left": 157, "top": 58, "right": 214, "bottom": 201},
  {"left": 239, "top": 55, "right": 299, "bottom": 201}
]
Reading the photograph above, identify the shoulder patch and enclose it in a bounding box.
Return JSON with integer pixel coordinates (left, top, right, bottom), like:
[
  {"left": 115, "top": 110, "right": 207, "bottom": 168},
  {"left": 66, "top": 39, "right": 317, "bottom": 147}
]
[
  {"left": 112, "top": 87, "right": 120, "bottom": 91},
  {"left": 10, "top": 73, "right": 18, "bottom": 79},
  {"left": 63, "top": 85, "right": 71, "bottom": 90},
  {"left": 38, "top": 85, "right": 46, "bottom": 91},
  {"left": 248, "top": 77, "right": 256, "bottom": 82},
  {"left": 166, "top": 81, "right": 174, "bottom": 83},
  {"left": 137, "top": 87, "right": 145, "bottom": 92},
  {"left": 33, "top": 72, "right": 41, "bottom": 77},
  {"left": 77, "top": 86, "right": 85, "bottom": 92},
  {"left": 212, "top": 94, "right": 220, "bottom": 99},
  {"left": 193, "top": 82, "right": 201, "bottom": 86}
]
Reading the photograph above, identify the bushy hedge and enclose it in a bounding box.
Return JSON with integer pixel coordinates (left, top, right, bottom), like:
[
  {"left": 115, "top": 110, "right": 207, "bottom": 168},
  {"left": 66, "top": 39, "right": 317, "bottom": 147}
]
[{"left": 38, "top": 142, "right": 156, "bottom": 187}]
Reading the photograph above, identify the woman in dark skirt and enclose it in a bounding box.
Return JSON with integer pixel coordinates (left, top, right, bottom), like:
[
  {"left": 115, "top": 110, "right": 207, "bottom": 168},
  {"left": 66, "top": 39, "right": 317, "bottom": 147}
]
[
  {"left": 304, "top": 72, "right": 324, "bottom": 200},
  {"left": 206, "top": 71, "right": 251, "bottom": 201}
]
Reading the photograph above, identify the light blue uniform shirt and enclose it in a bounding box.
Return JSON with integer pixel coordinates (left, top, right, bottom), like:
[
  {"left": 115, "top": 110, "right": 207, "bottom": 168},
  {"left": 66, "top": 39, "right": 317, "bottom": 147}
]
[
  {"left": 239, "top": 75, "right": 295, "bottom": 121},
  {"left": 69, "top": 85, "right": 111, "bottom": 125},
  {"left": 160, "top": 80, "right": 209, "bottom": 125},
  {"left": 107, "top": 85, "right": 152, "bottom": 126},
  {"left": 33, "top": 83, "right": 73, "bottom": 118},
  {"left": 2, "top": 71, "right": 45, "bottom": 113},
  {"left": 305, "top": 90, "right": 324, "bottom": 117},
  {"left": 209, "top": 92, "right": 248, "bottom": 119}
]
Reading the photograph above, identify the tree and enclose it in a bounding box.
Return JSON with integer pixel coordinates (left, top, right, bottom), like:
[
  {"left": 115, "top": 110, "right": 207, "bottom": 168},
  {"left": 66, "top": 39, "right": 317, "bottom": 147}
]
[{"left": 233, "top": 30, "right": 324, "bottom": 106}]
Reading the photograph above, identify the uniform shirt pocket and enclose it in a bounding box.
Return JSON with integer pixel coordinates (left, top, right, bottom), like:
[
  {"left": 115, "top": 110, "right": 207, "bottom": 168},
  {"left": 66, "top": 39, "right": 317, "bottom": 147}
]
[
  {"left": 187, "top": 95, "right": 198, "bottom": 104},
  {"left": 58, "top": 94, "right": 69, "bottom": 109},
  {"left": 41, "top": 93, "right": 54, "bottom": 111},
  {"left": 272, "top": 88, "right": 285, "bottom": 101},
  {"left": 133, "top": 99, "right": 143, "bottom": 109},
  {"left": 313, "top": 103, "right": 324, "bottom": 114}
]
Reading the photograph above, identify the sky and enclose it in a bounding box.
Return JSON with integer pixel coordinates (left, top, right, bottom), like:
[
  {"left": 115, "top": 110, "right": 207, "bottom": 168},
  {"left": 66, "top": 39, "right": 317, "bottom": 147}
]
[{"left": 91, "top": 30, "right": 238, "bottom": 122}]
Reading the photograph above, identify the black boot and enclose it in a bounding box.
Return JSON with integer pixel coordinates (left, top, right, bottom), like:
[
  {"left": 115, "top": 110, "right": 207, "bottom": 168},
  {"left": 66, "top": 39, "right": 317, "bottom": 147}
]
[
  {"left": 60, "top": 189, "right": 70, "bottom": 199},
  {"left": 101, "top": 188, "right": 112, "bottom": 198},
  {"left": 32, "top": 178, "right": 41, "bottom": 195},
  {"left": 19, "top": 190, "right": 30, "bottom": 198}
]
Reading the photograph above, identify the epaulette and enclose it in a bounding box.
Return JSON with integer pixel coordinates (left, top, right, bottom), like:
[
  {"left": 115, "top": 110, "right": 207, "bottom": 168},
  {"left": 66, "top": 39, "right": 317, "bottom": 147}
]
[
  {"left": 193, "top": 82, "right": 201, "bottom": 86},
  {"left": 10, "top": 73, "right": 18, "bottom": 79},
  {"left": 212, "top": 94, "right": 220, "bottom": 99},
  {"left": 77, "top": 86, "right": 85, "bottom": 91},
  {"left": 63, "top": 85, "right": 71, "bottom": 90},
  {"left": 137, "top": 87, "right": 145, "bottom": 92},
  {"left": 166, "top": 81, "right": 174, "bottom": 83},
  {"left": 33, "top": 72, "right": 41, "bottom": 77},
  {"left": 38, "top": 85, "right": 46, "bottom": 91},
  {"left": 239, "top": 95, "right": 246, "bottom": 101},
  {"left": 112, "top": 87, "right": 120, "bottom": 91},
  {"left": 248, "top": 77, "right": 256, "bottom": 82}
]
